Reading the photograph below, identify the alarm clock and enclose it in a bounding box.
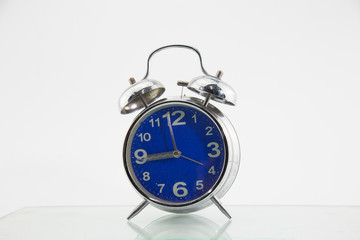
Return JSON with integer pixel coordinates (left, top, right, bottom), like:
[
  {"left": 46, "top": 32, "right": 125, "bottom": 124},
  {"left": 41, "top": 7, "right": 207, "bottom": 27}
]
[{"left": 119, "top": 45, "right": 240, "bottom": 220}]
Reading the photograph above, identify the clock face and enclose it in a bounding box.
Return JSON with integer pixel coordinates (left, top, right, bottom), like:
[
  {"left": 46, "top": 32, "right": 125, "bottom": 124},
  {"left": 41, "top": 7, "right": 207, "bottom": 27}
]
[{"left": 124, "top": 101, "right": 227, "bottom": 206}]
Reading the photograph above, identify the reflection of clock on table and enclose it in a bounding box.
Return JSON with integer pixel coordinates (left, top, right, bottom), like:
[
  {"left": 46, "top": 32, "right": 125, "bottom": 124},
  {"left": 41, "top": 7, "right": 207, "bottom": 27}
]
[
  {"left": 119, "top": 45, "right": 240, "bottom": 220},
  {"left": 129, "top": 214, "right": 231, "bottom": 240}
]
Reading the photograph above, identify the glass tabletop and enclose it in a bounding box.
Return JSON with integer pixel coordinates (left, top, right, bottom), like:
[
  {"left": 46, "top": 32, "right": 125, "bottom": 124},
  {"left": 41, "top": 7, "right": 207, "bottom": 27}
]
[{"left": 0, "top": 205, "right": 359, "bottom": 240}]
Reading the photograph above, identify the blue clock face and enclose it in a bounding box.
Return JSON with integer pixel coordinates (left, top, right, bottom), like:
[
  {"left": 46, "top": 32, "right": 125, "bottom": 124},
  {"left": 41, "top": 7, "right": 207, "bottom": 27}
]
[{"left": 124, "top": 101, "right": 227, "bottom": 205}]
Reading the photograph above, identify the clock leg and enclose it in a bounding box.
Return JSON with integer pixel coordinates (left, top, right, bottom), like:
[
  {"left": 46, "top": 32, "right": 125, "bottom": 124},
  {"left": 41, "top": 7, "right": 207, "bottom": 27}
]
[
  {"left": 127, "top": 199, "right": 149, "bottom": 220},
  {"left": 211, "top": 196, "right": 232, "bottom": 219}
]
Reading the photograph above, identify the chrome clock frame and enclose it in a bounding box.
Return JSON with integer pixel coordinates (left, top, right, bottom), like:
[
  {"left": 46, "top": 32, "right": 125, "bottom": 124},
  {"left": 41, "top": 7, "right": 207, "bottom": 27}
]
[{"left": 123, "top": 97, "right": 240, "bottom": 218}]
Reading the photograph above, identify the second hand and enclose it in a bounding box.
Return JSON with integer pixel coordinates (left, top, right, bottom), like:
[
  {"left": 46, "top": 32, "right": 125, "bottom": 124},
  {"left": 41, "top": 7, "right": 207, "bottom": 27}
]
[{"left": 181, "top": 155, "right": 203, "bottom": 165}]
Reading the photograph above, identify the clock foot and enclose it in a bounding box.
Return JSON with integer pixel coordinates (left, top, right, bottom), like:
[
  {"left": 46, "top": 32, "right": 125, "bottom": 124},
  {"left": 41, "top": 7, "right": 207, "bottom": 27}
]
[
  {"left": 211, "top": 196, "right": 232, "bottom": 219},
  {"left": 127, "top": 199, "right": 149, "bottom": 220}
]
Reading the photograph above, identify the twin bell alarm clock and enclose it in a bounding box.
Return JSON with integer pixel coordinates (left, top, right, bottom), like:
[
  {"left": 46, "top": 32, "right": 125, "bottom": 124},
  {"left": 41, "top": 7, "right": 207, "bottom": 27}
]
[{"left": 119, "top": 45, "right": 240, "bottom": 220}]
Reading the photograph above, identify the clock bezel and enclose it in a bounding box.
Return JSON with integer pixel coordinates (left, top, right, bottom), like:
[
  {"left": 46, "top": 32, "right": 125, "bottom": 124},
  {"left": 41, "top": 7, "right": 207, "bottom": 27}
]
[{"left": 123, "top": 97, "right": 240, "bottom": 213}]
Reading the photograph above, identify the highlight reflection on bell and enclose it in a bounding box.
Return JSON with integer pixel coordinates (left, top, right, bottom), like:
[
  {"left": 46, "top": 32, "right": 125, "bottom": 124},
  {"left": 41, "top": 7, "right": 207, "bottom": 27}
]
[
  {"left": 119, "top": 78, "right": 165, "bottom": 114},
  {"left": 187, "top": 71, "right": 237, "bottom": 106}
]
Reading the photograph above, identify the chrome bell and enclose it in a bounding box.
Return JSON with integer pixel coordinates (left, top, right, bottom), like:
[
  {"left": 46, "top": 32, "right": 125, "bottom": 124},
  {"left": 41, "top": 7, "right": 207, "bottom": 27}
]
[
  {"left": 119, "top": 77, "right": 165, "bottom": 114},
  {"left": 187, "top": 71, "right": 237, "bottom": 106}
]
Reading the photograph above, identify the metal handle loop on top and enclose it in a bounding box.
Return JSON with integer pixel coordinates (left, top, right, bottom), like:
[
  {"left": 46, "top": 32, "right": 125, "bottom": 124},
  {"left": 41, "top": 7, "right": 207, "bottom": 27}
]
[{"left": 142, "top": 44, "right": 210, "bottom": 80}]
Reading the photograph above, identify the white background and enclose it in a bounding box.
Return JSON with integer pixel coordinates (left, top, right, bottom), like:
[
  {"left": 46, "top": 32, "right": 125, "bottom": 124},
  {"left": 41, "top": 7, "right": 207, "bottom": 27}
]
[{"left": 1, "top": 0, "right": 360, "bottom": 217}]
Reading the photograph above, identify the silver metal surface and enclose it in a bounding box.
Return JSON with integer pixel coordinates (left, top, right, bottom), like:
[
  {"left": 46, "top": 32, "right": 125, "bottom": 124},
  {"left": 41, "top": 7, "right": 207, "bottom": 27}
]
[
  {"left": 211, "top": 196, "right": 232, "bottom": 219},
  {"left": 215, "top": 70, "right": 224, "bottom": 79},
  {"left": 127, "top": 199, "right": 149, "bottom": 220},
  {"left": 142, "top": 45, "right": 210, "bottom": 80},
  {"left": 187, "top": 75, "right": 237, "bottom": 106},
  {"left": 177, "top": 81, "right": 189, "bottom": 87},
  {"left": 121, "top": 45, "right": 239, "bottom": 218},
  {"left": 123, "top": 97, "right": 240, "bottom": 214},
  {"left": 119, "top": 78, "right": 165, "bottom": 114},
  {"left": 120, "top": 45, "right": 237, "bottom": 114},
  {"left": 203, "top": 94, "right": 211, "bottom": 106}
]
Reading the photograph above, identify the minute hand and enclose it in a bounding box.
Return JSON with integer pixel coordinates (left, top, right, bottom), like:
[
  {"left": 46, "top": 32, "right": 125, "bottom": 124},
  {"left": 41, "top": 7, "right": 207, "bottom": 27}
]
[{"left": 166, "top": 113, "right": 178, "bottom": 151}]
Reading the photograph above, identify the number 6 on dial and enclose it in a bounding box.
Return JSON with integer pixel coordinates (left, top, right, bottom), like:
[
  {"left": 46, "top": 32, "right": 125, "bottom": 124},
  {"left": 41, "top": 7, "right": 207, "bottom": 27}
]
[{"left": 173, "top": 182, "right": 188, "bottom": 197}]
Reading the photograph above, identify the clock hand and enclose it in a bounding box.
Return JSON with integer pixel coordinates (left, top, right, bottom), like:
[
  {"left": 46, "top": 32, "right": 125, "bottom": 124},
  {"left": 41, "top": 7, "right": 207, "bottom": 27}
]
[
  {"left": 136, "top": 151, "right": 175, "bottom": 164},
  {"left": 180, "top": 155, "right": 204, "bottom": 165},
  {"left": 145, "top": 151, "right": 178, "bottom": 161},
  {"left": 166, "top": 112, "right": 178, "bottom": 151}
]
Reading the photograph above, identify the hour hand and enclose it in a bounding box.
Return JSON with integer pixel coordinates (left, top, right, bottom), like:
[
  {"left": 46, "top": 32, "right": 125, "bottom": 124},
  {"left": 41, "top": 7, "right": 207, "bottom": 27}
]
[
  {"left": 146, "top": 151, "right": 175, "bottom": 161},
  {"left": 136, "top": 151, "right": 176, "bottom": 164}
]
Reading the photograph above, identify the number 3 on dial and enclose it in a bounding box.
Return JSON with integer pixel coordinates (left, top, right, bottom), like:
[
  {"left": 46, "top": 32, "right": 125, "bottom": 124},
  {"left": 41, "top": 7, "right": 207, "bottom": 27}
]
[{"left": 207, "top": 142, "right": 220, "bottom": 158}]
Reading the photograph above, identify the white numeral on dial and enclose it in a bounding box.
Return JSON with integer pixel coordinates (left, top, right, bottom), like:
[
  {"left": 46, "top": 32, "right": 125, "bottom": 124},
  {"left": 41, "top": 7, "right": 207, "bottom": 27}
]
[
  {"left": 208, "top": 166, "right": 216, "bottom": 175},
  {"left": 138, "top": 133, "right": 151, "bottom": 142},
  {"left": 173, "top": 182, "right": 188, "bottom": 197},
  {"left": 196, "top": 180, "right": 204, "bottom": 190},
  {"left": 149, "top": 118, "right": 160, "bottom": 127},
  {"left": 205, "top": 126, "right": 213, "bottom": 136},
  {"left": 207, "top": 142, "right": 221, "bottom": 158},
  {"left": 157, "top": 183, "right": 165, "bottom": 193},
  {"left": 162, "top": 111, "right": 186, "bottom": 126},
  {"left": 192, "top": 114, "right": 197, "bottom": 123},
  {"left": 143, "top": 172, "right": 150, "bottom": 181},
  {"left": 172, "top": 111, "right": 186, "bottom": 125},
  {"left": 134, "top": 149, "right": 147, "bottom": 164}
]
